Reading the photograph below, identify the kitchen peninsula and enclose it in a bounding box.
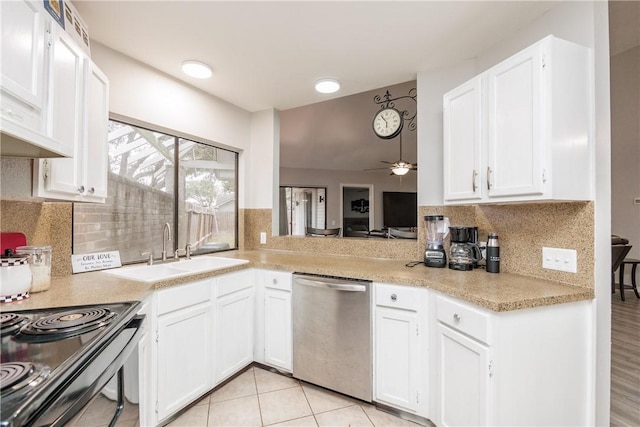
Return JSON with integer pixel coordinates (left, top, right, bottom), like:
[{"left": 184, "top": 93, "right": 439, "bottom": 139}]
[
  {"left": 1, "top": 250, "right": 594, "bottom": 426},
  {"left": 3, "top": 250, "right": 593, "bottom": 312}
]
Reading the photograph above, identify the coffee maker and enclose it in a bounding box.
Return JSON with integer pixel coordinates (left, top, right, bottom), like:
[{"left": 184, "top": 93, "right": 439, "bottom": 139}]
[
  {"left": 448, "top": 226, "right": 482, "bottom": 271},
  {"left": 424, "top": 215, "right": 450, "bottom": 268}
]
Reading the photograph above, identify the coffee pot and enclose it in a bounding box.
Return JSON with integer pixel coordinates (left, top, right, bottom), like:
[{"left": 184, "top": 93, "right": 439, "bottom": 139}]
[{"left": 448, "top": 226, "right": 482, "bottom": 271}]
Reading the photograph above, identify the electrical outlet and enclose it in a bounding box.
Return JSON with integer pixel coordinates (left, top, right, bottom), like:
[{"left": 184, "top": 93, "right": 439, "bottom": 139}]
[
  {"left": 260, "top": 232, "right": 267, "bottom": 244},
  {"left": 542, "top": 247, "right": 577, "bottom": 273}
]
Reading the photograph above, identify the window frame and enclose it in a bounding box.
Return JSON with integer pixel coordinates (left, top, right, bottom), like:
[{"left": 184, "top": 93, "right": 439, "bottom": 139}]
[{"left": 72, "top": 115, "right": 239, "bottom": 264}]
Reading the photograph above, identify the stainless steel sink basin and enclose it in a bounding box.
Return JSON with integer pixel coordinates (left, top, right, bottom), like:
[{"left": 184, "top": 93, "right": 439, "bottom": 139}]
[{"left": 103, "top": 256, "right": 249, "bottom": 283}]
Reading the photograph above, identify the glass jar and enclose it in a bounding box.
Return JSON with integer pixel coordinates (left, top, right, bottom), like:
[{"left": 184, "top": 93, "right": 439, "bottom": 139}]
[{"left": 16, "top": 245, "right": 52, "bottom": 292}]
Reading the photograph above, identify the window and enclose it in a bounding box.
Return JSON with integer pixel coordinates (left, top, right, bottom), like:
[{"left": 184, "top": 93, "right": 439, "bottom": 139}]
[{"left": 73, "top": 120, "right": 238, "bottom": 264}]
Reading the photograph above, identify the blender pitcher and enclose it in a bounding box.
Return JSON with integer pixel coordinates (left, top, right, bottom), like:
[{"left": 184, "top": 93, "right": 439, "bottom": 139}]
[{"left": 424, "top": 215, "right": 450, "bottom": 268}]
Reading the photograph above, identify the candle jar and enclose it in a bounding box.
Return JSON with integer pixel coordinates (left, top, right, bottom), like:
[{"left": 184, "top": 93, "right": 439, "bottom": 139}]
[{"left": 16, "top": 245, "right": 52, "bottom": 292}]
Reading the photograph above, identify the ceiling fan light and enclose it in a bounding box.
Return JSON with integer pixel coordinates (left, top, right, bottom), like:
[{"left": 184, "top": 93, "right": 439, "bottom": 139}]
[
  {"left": 315, "top": 78, "right": 340, "bottom": 94},
  {"left": 392, "top": 164, "right": 410, "bottom": 176},
  {"left": 182, "top": 60, "right": 213, "bottom": 79}
]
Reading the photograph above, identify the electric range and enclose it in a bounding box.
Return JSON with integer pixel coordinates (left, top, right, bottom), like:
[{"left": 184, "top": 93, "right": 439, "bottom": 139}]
[{"left": 0, "top": 302, "right": 143, "bottom": 427}]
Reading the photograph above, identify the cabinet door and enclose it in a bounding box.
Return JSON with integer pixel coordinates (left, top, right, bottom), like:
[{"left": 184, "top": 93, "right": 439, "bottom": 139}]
[
  {"left": 443, "top": 77, "right": 483, "bottom": 202},
  {"left": 375, "top": 306, "right": 419, "bottom": 412},
  {"left": 487, "top": 43, "right": 543, "bottom": 198},
  {"left": 157, "top": 302, "right": 212, "bottom": 422},
  {"left": 437, "top": 324, "right": 491, "bottom": 427},
  {"left": 215, "top": 287, "right": 254, "bottom": 382},
  {"left": 39, "top": 27, "right": 85, "bottom": 196},
  {"left": 83, "top": 61, "right": 109, "bottom": 200},
  {"left": 0, "top": 0, "right": 45, "bottom": 109},
  {"left": 264, "top": 288, "right": 291, "bottom": 371}
]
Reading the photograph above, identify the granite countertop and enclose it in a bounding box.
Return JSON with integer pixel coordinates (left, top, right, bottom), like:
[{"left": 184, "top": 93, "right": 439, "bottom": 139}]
[{"left": 0, "top": 250, "right": 594, "bottom": 313}]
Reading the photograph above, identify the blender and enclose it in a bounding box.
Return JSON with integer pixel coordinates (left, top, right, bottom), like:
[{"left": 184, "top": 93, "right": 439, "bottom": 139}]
[
  {"left": 448, "top": 226, "right": 483, "bottom": 271},
  {"left": 424, "top": 215, "right": 450, "bottom": 268}
]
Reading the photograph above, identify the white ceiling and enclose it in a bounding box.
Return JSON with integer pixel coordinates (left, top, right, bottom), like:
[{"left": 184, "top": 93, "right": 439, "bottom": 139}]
[
  {"left": 74, "top": 1, "right": 558, "bottom": 113},
  {"left": 74, "top": 1, "right": 565, "bottom": 172}
]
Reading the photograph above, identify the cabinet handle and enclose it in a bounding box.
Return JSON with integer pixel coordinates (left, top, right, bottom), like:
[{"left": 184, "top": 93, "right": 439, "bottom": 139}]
[
  {"left": 472, "top": 169, "right": 478, "bottom": 192},
  {"left": 88, "top": 187, "right": 95, "bottom": 194},
  {"left": 78, "top": 185, "right": 85, "bottom": 194},
  {"left": 486, "top": 166, "right": 492, "bottom": 190},
  {"left": 453, "top": 313, "right": 461, "bottom": 322},
  {"left": 390, "top": 293, "right": 397, "bottom": 301}
]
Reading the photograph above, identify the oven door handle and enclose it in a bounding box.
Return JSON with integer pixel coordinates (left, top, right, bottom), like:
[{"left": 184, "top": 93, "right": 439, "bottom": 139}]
[{"left": 125, "top": 315, "right": 144, "bottom": 329}]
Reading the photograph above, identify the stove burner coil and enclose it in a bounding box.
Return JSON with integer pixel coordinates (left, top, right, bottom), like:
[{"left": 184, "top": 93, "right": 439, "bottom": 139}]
[
  {"left": 18, "top": 308, "right": 117, "bottom": 342},
  {"left": 0, "top": 313, "right": 29, "bottom": 335},
  {"left": 0, "top": 362, "right": 50, "bottom": 396}
]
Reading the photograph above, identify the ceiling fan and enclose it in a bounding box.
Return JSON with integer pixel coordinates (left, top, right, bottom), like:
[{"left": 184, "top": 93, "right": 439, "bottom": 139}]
[{"left": 364, "top": 134, "right": 417, "bottom": 176}]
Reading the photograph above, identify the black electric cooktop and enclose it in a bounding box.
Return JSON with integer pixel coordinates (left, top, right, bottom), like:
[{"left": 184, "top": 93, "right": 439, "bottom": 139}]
[{"left": 0, "top": 302, "right": 141, "bottom": 427}]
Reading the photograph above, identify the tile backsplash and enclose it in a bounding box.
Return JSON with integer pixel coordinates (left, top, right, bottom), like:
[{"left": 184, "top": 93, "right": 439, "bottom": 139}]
[
  {"left": 245, "top": 201, "right": 595, "bottom": 288},
  {"left": 0, "top": 200, "right": 72, "bottom": 277},
  {"left": 1, "top": 201, "right": 594, "bottom": 288}
]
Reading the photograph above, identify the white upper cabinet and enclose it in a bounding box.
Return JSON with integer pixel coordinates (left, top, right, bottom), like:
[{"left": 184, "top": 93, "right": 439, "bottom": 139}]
[
  {"left": 443, "top": 77, "right": 483, "bottom": 202},
  {"left": 486, "top": 41, "right": 544, "bottom": 198},
  {"left": 1, "top": 0, "right": 45, "bottom": 111},
  {"left": 443, "top": 35, "right": 592, "bottom": 204},
  {"left": 82, "top": 61, "right": 109, "bottom": 199},
  {"left": 32, "top": 29, "right": 109, "bottom": 202},
  {"left": 0, "top": 0, "right": 73, "bottom": 158}
]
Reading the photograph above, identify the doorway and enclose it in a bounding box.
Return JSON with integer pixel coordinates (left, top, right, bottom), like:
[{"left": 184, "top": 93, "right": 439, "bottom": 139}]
[
  {"left": 279, "top": 186, "right": 327, "bottom": 236},
  {"left": 340, "top": 184, "right": 374, "bottom": 237}
]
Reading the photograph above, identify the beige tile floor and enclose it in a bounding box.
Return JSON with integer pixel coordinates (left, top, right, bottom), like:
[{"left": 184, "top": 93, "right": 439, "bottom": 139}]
[{"left": 167, "top": 366, "right": 425, "bottom": 427}]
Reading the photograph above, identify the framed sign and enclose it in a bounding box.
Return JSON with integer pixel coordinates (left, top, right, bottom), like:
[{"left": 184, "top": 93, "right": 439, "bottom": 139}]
[{"left": 43, "top": 0, "right": 65, "bottom": 29}]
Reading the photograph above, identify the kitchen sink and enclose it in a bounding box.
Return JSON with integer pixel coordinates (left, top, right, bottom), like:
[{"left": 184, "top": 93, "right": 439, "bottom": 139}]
[
  {"left": 103, "top": 256, "right": 249, "bottom": 283},
  {"left": 173, "top": 256, "right": 249, "bottom": 272}
]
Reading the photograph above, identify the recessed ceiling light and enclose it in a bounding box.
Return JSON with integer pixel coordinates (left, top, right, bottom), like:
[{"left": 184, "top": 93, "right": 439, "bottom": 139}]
[
  {"left": 182, "top": 60, "right": 213, "bottom": 79},
  {"left": 315, "top": 78, "right": 340, "bottom": 94}
]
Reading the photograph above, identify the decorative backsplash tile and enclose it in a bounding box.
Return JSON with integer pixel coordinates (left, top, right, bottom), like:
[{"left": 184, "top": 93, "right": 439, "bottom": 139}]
[
  {"left": 3, "top": 201, "right": 593, "bottom": 288},
  {"left": 0, "top": 201, "right": 72, "bottom": 277},
  {"left": 245, "top": 202, "right": 594, "bottom": 288}
]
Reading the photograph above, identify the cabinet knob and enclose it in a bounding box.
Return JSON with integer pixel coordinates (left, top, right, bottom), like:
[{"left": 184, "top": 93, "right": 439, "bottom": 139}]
[
  {"left": 390, "top": 293, "right": 397, "bottom": 301},
  {"left": 78, "top": 185, "right": 85, "bottom": 194},
  {"left": 272, "top": 278, "right": 277, "bottom": 285},
  {"left": 453, "top": 313, "right": 461, "bottom": 322},
  {"left": 88, "top": 187, "right": 95, "bottom": 194}
]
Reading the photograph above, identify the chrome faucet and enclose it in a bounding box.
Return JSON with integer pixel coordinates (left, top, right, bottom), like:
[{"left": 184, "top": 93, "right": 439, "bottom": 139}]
[{"left": 161, "top": 223, "right": 172, "bottom": 261}]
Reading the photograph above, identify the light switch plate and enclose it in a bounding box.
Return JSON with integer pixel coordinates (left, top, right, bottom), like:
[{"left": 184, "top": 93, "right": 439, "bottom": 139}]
[
  {"left": 260, "top": 232, "right": 267, "bottom": 244},
  {"left": 542, "top": 247, "right": 577, "bottom": 273}
]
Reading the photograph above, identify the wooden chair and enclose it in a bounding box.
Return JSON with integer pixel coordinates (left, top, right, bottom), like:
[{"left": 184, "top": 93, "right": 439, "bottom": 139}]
[
  {"left": 612, "top": 245, "right": 632, "bottom": 298},
  {"left": 305, "top": 227, "right": 340, "bottom": 237},
  {"left": 618, "top": 256, "right": 640, "bottom": 301}
]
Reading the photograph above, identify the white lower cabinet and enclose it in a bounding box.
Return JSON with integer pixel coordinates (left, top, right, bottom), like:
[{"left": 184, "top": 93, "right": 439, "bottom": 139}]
[
  {"left": 155, "top": 279, "right": 213, "bottom": 423},
  {"left": 436, "top": 323, "right": 491, "bottom": 426},
  {"left": 432, "top": 292, "right": 593, "bottom": 426},
  {"left": 135, "top": 298, "right": 154, "bottom": 427},
  {"left": 262, "top": 271, "right": 292, "bottom": 371},
  {"left": 214, "top": 270, "right": 255, "bottom": 383},
  {"left": 374, "top": 283, "right": 428, "bottom": 417}
]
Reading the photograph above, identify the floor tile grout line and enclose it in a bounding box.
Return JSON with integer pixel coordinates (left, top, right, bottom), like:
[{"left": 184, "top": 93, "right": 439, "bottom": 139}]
[
  {"left": 299, "top": 378, "right": 318, "bottom": 425},
  {"left": 252, "top": 368, "right": 266, "bottom": 427}
]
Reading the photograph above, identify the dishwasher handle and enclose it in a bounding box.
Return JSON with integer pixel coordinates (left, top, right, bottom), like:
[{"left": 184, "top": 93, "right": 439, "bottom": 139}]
[{"left": 295, "top": 277, "right": 367, "bottom": 292}]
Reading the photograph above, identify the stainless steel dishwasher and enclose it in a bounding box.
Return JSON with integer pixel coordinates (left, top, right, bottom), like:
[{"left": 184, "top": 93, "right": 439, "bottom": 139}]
[{"left": 292, "top": 273, "right": 372, "bottom": 402}]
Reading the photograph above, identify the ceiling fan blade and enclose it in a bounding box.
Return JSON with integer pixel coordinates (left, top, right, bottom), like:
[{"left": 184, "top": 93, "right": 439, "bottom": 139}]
[
  {"left": 363, "top": 167, "right": 392, "bottom": 171},
  {"left": 380, "top": 160, "right": 393, "bottom": 164}
]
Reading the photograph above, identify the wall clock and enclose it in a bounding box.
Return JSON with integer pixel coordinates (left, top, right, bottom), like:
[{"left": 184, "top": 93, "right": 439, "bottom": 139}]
[{"left": 372, "top": 107, "right": 403, "bottom": 140}]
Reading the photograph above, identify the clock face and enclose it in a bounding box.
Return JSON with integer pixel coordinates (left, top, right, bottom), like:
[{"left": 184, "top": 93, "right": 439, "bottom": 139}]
[{"left": 373, "top": 108, "right": 403, "bottom": 139}]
